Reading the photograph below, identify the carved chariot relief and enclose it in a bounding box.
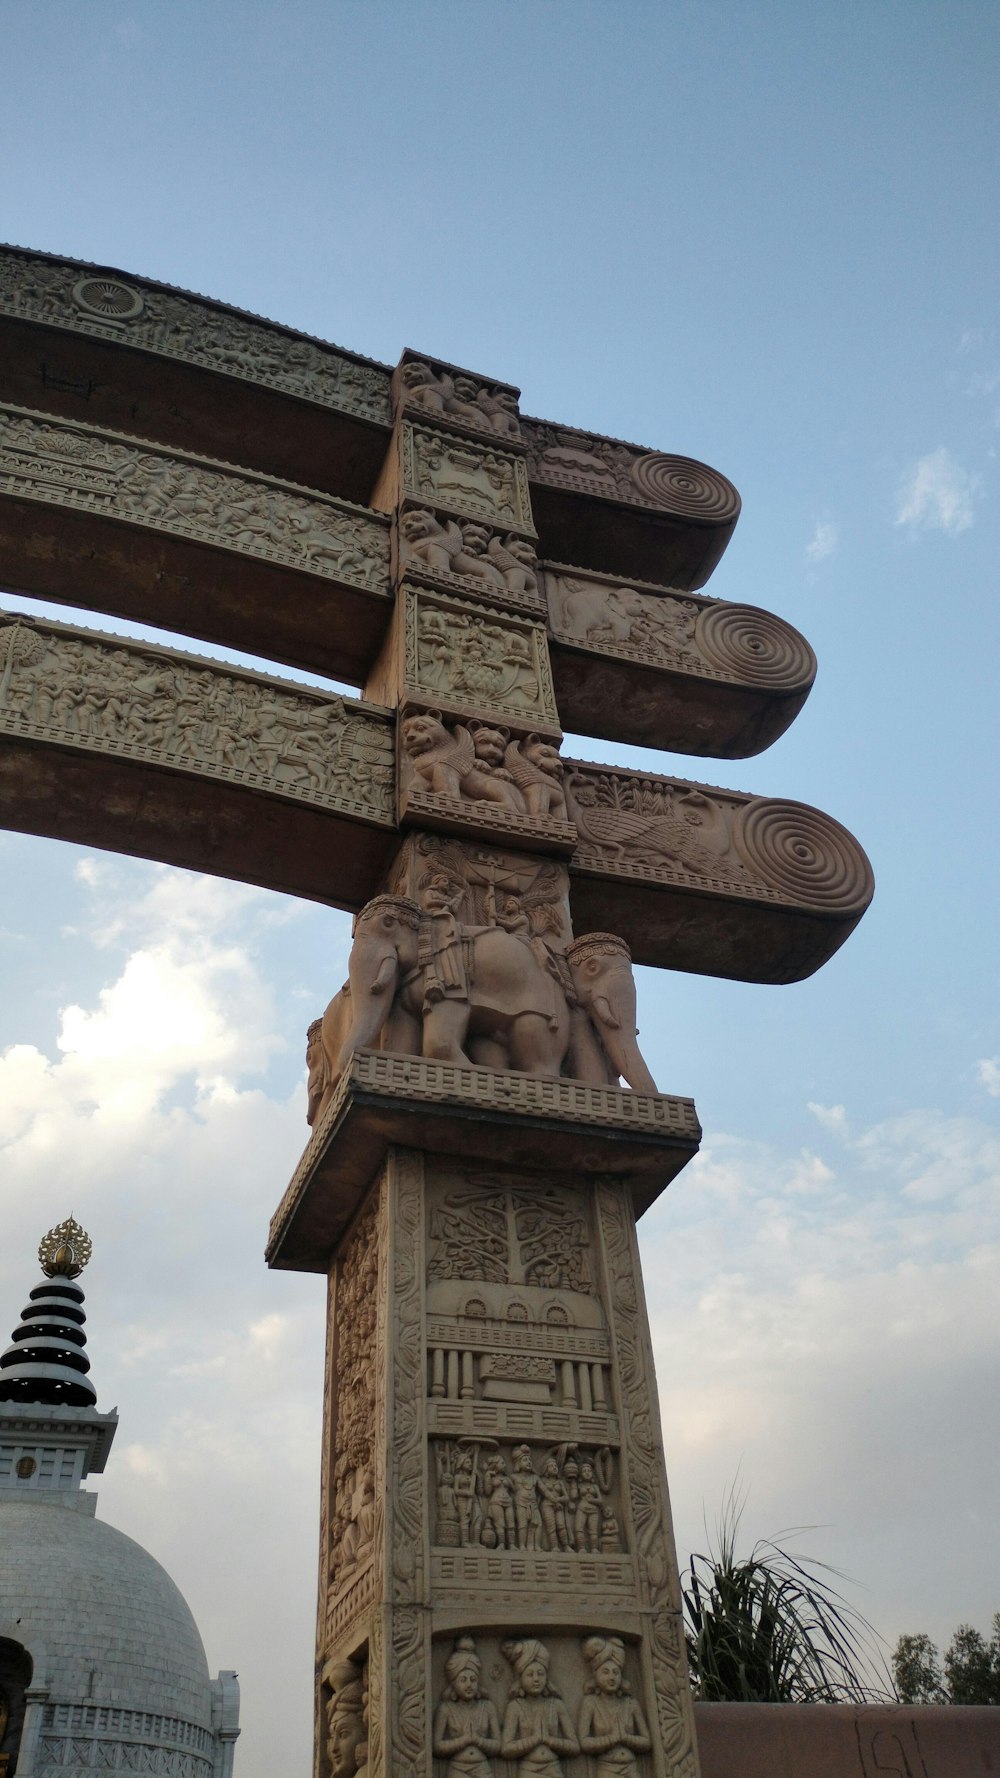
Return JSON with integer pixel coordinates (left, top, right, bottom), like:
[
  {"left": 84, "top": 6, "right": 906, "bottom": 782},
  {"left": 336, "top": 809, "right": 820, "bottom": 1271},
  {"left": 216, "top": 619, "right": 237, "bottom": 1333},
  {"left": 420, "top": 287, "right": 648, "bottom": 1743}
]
[
  {"left": 0, "top": 248, "right": 392, "bottom": 423},
  {"left": 397, "top": 508, "right": 543, "bottom": 614},
  {"left": 393, "top": 357, "right": 522, "bottom": 442},
  {"left": 0, "top": 612, "right": 395, "bottom": 821},
  {"left": 524, "top": 417, "right": 740, "bottom": 527},
  {"left": 403, "top": 588, "right": 559, "bottom": 728},
  {"left": 0, "top": 402, "right": 390, "bottom": 589},
  {"left": 431, "top": 1632, "right": 653, "bottom": 1778},
  {"left": 402, "top": 424, "right": 534, "bottom": 533}
]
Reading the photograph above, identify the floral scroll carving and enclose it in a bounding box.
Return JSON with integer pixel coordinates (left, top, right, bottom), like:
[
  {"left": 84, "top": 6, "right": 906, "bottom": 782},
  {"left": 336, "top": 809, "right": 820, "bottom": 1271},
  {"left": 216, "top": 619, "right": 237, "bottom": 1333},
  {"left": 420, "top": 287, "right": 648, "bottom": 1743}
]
[
  {"left": 0, "top": 248, "right": 392, "bottom": 423},
  {"left": 0, "top": 613, "right": 394, "bottom": 822},
  {"left": 0, "top": 404, "right": 390, "bottom": 588},
  {"left": 597, "top": 1182, "right": 697, "bottom": 1778}
]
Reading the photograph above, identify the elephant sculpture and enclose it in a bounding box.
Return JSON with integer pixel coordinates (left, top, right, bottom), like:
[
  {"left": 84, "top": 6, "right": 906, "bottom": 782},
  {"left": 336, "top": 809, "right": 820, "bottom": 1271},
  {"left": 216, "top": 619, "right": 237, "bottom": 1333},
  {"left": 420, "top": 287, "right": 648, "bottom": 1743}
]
[{"left": 307, "top": 892, "right": 658, "bottom": 1127}]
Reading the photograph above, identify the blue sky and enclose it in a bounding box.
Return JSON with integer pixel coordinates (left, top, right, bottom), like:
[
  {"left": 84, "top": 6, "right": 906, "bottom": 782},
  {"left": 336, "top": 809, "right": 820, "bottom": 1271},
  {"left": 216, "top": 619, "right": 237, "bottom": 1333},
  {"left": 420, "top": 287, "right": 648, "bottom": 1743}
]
[{"left": 1, "top": 5, "right": 998, "bottom": 1771}]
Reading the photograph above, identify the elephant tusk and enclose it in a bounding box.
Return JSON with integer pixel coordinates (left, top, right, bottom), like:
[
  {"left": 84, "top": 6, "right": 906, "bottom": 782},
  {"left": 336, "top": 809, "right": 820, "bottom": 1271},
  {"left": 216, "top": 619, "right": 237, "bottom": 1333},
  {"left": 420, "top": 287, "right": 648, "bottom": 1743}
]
[{"left": 594, "top": 994, "right": 620, "bottom": 1030}]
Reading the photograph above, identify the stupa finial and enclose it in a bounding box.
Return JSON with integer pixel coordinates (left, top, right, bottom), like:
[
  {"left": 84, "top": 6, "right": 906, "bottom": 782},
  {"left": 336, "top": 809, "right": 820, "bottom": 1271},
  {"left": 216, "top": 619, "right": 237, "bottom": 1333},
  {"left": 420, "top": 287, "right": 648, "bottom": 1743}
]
[{"left": 38, "top": 1217, "right": 93, "bottom": 1280}]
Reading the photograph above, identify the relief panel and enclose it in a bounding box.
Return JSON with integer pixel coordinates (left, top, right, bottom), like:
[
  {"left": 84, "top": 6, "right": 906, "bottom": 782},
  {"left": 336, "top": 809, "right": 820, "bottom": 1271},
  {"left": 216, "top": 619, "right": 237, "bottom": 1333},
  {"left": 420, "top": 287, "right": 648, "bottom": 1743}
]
[
  {"left": 393, "top": 356, "right": 522, "bottom": 443},
  {"left": 397, "top": 508, "right": 544, "bottom": 616},
  {"left": 565, "top": 758, "right": 875, "bottom": 916},
  {"left": 524, "top": 417, "right": 740, "bottom": 527},
  {"left": 431, "top": 1631, "right": 656, "bottom": 1778},
  {"left": 398, "top": 708, "right": 575, "bottom": 855},
  {"left": 546, "top": 566, "right": 816, "bottom": 694},
  {"left": 0, "top": 403, "right": 390, "bottom": 590},
  {"left": 0, "top": 612, "right": 395, "bottom": 825},
  {"left": 0, "top": 248, "right": 392, "bottom": 424},
  {"left": 402, "top": 424, "right": 534, "bottom": 533},
  {"left": 402, "top": 587, "right": 559, "bottom": 729}
]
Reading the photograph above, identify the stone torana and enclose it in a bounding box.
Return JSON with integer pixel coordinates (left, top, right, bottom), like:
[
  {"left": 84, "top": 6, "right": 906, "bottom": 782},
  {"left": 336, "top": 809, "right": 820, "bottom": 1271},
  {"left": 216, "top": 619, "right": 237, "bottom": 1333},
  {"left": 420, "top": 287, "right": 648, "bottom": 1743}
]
[{"left": 0, "top": 247, "right": 874, "bottom": 1778}]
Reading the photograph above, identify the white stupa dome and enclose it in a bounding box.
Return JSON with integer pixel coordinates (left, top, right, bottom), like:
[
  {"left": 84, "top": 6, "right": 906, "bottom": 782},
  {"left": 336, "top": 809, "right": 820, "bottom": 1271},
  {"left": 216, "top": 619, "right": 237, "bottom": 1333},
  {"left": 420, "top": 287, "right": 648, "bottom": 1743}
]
[
  {"left": 0, "top": 1222, "right": 238, "bottom": 1778},
  {"left": 0, "top": 1500, "right": 214, "bottom": 1727}
]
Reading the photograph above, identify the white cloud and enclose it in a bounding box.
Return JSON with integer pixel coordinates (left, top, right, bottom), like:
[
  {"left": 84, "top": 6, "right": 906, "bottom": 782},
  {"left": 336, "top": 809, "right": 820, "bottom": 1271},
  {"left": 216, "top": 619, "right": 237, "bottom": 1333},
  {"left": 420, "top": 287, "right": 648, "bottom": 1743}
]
[
  {"left": 646, "top": 1104, "right": 1000, "bottom": 1655},
  {"left": 976, "top": 1058, "right": 1000, "bottom": 1098},
  {"left": 895, "top": 448, "right": 978, "bottom": 534},
  {"left": 807, "top": 1100, "right": 849, "bottom": 1136},
  {"left": 805, "top": 520, "right": 838, "bottom": 566}
]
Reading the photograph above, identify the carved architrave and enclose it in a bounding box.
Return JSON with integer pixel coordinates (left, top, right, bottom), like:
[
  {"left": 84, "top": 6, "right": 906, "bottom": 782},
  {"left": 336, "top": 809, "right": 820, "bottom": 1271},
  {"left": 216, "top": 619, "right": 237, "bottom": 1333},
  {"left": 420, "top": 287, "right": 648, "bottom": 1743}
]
[
  {"left": 524, "top": 417, "right": 740, "bottom": 527},
  {"left": 0, "top": 247, "right": 392, "bottom": 425},
  {"left": 0, "top": 402, "right": 390, "bottom": 590},
  {"left": 398, "top": 706, "right": 575, "bottom": 854},
  {"left": 392, "top": 355, "right": 522, "bottom": 444},
  {"left": 396, "top": 507, "right": 544, "bottom": 617},
  {"left": 546, "top": 565, "right": 816, "bottom": 691},
  {"left": 597, "top": 1180, "right": 698, "bottom": 1778},
  {"left": 565, "top": 758, "right": 875, "bottom": 917},
  {"left": 401, "top": 587, "right": 559, "bottom": 730},
  {"left": 401, "top": 423, "right": 534, "bottom": 533},
  {"left": 0, "top": 612, "right": 395, "bottom": 825}
]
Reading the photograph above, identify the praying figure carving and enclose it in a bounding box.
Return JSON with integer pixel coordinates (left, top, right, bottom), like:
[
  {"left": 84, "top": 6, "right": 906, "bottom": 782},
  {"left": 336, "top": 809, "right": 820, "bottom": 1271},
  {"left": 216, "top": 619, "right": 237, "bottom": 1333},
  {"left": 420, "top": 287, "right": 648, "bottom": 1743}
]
[
  {"left": 432, "top": 1637, "right": 502, "bottom": 1778},
  {"left": 306, "top": 884, "right": 658, "bottom": 1125},
  {"left": 500, "top": 1638, "right": 579, "bottom": 1777},
  {"left": 577, "top": 1636, "right": 652, "bottom": 1777}
]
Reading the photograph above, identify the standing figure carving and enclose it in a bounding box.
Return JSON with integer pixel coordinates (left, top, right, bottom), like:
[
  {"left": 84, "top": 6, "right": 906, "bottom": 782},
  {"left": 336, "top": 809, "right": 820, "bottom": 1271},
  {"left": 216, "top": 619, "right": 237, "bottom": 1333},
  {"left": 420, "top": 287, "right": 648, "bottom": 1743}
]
[
  {"left": 500, "top": 1639, "right": 579, "bottom": 1777},
  {"left": 432, "top": 1636, "right": 502, "bottom": 1778},
  {"left": 577, "top": 1637, "right": 652, "bottom": 1777}
]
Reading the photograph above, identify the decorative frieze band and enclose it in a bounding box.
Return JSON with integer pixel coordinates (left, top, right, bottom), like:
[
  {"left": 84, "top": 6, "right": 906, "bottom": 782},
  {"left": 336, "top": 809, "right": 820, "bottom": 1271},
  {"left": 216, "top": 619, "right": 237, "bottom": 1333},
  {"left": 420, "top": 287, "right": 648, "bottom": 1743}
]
[
  {"left": 0, "top": 247, "right": 392, "bottom": 425},
  {"left": 546, "top": 565, "right": 815, "bottom": 693},
  {"left": 0, "top": 402, "right": 390, "bottom": 593},
  {"left": 565, "top": 759, "right": 874, "bottom": 916},
  {"left": 0, "top": 611, "right": 395, "bottom": 826},
  {"left": 524, "top": 417, "right": 740, "bottom": 526}
]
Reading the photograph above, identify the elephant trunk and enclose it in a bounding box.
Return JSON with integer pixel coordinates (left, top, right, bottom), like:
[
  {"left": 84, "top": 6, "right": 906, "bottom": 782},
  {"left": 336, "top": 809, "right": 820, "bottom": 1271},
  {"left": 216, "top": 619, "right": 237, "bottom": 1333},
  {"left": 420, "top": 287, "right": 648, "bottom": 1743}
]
[{"left": 567, "top": 933, "right": 659, "bottom": 1095}]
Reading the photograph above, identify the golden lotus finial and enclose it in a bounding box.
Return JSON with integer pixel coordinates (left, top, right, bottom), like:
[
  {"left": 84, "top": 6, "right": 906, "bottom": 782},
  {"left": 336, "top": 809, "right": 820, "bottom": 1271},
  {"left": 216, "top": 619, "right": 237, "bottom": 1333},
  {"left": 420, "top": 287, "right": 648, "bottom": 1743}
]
[{"left": 38, "top": 1217, "right": 93, "bottom": 1279}]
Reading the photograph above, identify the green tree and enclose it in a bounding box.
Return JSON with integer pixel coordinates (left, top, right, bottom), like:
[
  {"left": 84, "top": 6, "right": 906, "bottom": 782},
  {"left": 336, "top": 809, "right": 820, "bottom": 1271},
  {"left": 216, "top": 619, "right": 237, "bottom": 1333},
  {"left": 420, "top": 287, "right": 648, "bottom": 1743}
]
[{"left": 892, "top": 1615, "right": 1000, "bottom": 1705}]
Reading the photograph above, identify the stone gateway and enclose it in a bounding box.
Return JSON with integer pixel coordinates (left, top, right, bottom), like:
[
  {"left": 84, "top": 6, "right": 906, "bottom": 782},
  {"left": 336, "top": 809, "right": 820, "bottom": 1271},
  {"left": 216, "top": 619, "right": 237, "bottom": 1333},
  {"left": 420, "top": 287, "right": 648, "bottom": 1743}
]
[{"left": 0, "top": 247, "right": 875, "bottom": 1778}]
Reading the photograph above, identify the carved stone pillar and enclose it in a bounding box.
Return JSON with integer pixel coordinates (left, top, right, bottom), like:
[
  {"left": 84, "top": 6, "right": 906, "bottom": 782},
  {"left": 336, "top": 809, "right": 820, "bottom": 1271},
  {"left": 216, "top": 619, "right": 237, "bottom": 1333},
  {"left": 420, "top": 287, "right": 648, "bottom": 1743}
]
[{"left": 282, "top": 1086, "right": 702, "bottom": 1778}]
